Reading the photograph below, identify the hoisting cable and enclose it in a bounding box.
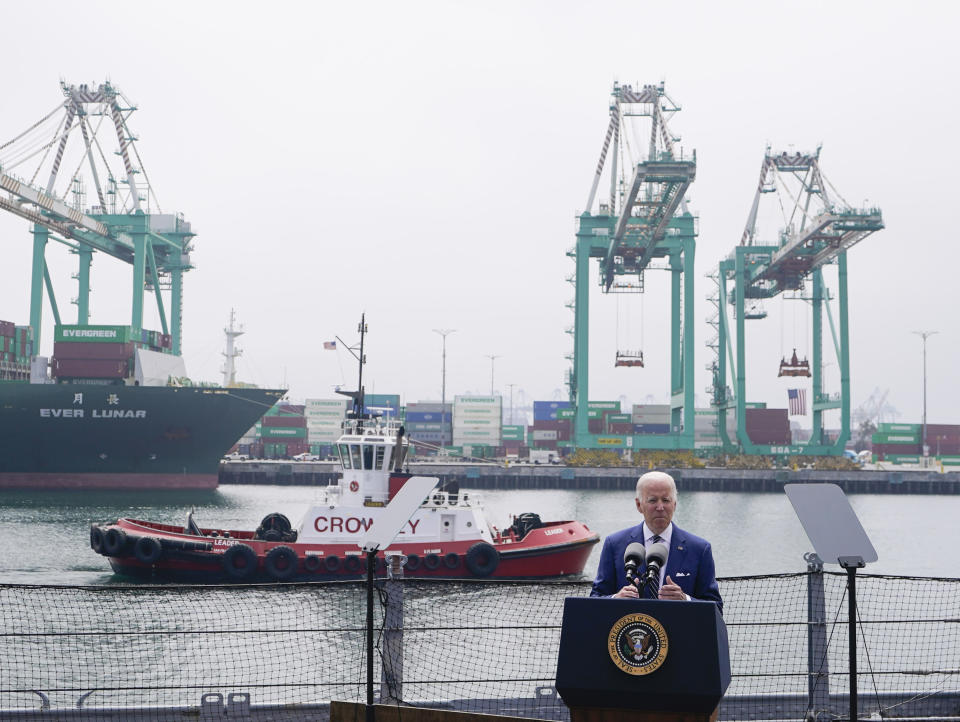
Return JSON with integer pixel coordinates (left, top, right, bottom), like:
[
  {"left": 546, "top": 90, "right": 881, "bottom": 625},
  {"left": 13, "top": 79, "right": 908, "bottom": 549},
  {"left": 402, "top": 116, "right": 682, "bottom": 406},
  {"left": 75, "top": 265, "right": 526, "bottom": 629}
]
[
  {"left": 0, "top": 111, "right": 65, "bottom": 170},
  {"left": 0, "top": 102, "right": 64, "bottom": 151},
  {"left": 30, "top": 115, "right": 78, "bottom": 187}
]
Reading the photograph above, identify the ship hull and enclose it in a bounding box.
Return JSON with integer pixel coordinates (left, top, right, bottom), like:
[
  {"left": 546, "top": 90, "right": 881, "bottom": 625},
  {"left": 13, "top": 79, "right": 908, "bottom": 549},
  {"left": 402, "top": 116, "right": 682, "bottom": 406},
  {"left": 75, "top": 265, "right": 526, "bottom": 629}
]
[
  {"left": 0, "top": 472, "right": 218, "bottom": 489},
  {"left": 93, "top": 517, "right": 600, "bottom": 581},
  {"left": 0, "top": 382, "right": 284, "bottom": 489}
]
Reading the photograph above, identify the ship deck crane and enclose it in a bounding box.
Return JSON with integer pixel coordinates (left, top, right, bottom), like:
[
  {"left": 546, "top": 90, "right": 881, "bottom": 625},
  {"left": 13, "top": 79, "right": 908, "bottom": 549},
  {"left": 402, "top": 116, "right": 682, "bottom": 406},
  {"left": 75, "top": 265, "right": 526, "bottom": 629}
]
[
  {"left": 0, "top": 81, "right": 195, "bottom": 353},
  {"left": 568, "top": 82, "right": 697, "bottom": 450},
  {"left": 709, "top": 147, "right": 883, "bottom": 456}
]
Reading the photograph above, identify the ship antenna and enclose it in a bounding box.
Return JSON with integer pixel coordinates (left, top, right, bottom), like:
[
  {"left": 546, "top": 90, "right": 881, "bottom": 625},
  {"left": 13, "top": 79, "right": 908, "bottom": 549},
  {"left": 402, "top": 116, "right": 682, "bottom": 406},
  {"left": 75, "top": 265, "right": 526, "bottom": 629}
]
[
  {"left": 334, "top": 313, "right": 368, "bottom": 431},
  {"left": 356, "top": 313, "right": 366, "bottom": 417}
]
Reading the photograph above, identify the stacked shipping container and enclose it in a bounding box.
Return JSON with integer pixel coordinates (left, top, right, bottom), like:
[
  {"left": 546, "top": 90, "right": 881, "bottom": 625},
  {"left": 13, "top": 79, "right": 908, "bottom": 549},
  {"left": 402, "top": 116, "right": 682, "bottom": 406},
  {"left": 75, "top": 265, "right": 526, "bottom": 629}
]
[
  {"left": 50, "top": 325, "right": 173, "bottom": 383},
  {"left": 744, "top": 408, "right": 791, "bottom": 445},
  {"left": 305, "top": 398, "right": 349, "bottom": 445},
  {"left": 453, "top": 395, "right": 502, "bottom": 449},
  {"left": 260, "top": 403, "right": 309, "bottom": 458},
  {"left": 868, "top": 422, "right": 960, "bottom": 463},
  {"left": 531, "top": 401, "right": 570, "bottom": 449},
  {"left": 0, "top": 321, "right": 33, "bottom": 381},
  {"left": 405, "top": 402, "right": 452, "bottom": 449},
  {"left": 632, "top": 404, "right": 671, "bottom": 434}
]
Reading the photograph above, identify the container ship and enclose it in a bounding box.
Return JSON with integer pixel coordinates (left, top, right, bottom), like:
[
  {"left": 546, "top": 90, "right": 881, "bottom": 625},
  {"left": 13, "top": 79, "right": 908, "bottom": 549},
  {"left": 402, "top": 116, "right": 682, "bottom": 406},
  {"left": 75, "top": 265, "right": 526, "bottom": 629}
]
[{"left": 0, "top": 320, "right": 283, "bottom": 490}]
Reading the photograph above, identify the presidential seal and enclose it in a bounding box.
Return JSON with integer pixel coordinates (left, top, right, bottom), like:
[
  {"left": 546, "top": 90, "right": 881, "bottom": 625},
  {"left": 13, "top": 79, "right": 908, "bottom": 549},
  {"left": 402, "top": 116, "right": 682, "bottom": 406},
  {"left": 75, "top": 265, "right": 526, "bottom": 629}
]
[{"left": 607, "top": 613, "right": 668, "bottom": 675}]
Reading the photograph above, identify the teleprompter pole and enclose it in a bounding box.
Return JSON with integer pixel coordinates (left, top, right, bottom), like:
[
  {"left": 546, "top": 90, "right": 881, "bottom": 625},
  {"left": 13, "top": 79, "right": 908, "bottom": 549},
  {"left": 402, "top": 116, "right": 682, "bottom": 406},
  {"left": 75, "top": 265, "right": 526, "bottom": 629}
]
[
  {"left": 839, "top": 555, "right": 865, "bottom": 722},
  {"left": 366, "top": 549, "right": 376, "bottom": 722}
]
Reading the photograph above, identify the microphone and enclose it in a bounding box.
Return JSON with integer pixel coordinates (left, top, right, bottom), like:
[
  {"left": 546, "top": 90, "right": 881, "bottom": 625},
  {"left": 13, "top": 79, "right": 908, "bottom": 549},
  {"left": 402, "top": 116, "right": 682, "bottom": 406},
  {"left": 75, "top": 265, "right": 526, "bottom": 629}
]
[
  {"left": 643, "top": 542, "right": 669, "bottom": 590},
  {"left": 623, "top": 542, "right": 645, "bottom": 584}
]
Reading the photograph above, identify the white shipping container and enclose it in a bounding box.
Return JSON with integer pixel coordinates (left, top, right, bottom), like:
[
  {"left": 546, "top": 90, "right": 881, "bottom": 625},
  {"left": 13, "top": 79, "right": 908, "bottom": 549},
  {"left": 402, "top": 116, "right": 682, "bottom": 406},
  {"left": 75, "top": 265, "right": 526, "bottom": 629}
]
[
  {"left": 632, "top": 404, "right": 670, "bottom": 415},
  {"left": 307, "top": 419, "right": 343, "bottom": 429},
  {"left": 305, "top": 398, "right": 349, "bottom": 409},
  {"left": 309, "top": 429, "right": 341, "bottom": 442},
  {"left": 532, "top": 429, "right": 558, "bottom": 441},
  {"left": 454, "top": 410, "right": 500, "bottom": 421},
  {"left": 454, "top": 432, "right": 501, "bottom": 444},
  {"left": 454, "top": 395, "right": 502, "bottom": 406},
  {"left": 306, "top": 409, "right": 347, "bottom": 418}
]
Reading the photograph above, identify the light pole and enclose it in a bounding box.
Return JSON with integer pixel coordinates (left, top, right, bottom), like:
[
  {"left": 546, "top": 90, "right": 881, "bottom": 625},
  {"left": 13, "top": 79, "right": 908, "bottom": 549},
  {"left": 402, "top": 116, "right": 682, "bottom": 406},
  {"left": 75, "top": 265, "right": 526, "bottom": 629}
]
[
  {"left": 506, "top": 383, "right": 516, "bottom": 425},
  {"left": 912, "top": 330, "right": 938, "bottom": 462},
  {"left": 486, "top": 354, "right": 500, "bottom": 395},
  {"left": 433, "top": 329, "right": 455, "bottom": 446}
]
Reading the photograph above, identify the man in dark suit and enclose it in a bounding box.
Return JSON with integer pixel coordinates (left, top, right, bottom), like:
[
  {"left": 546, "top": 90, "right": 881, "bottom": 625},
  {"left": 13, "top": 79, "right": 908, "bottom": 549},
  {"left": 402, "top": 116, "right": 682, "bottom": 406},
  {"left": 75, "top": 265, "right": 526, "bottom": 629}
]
[{"left": 590, "top": 471, "right": 722, "bottom": 612}]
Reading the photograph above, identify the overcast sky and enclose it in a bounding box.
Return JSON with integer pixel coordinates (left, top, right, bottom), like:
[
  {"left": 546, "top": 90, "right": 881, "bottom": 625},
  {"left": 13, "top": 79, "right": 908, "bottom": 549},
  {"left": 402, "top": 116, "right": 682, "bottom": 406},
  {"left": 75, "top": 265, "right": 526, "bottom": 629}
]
[{"left": 0, "top": 1, "right": 956, "bottom": 427}]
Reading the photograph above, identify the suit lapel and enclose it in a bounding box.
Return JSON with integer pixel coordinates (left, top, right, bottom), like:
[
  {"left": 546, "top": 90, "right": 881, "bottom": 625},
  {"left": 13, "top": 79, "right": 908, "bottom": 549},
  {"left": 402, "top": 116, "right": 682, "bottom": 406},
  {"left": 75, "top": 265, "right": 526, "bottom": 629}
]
[{"left": 664, "top": 524, "right": 688, "bottom": 584}]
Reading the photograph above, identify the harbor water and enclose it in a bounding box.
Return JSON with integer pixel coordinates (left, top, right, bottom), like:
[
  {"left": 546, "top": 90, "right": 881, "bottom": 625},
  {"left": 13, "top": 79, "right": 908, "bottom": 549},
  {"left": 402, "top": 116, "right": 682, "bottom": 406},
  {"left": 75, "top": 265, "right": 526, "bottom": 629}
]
[{"left": 1, "top": 484, "right": 958, "bottom": 584}]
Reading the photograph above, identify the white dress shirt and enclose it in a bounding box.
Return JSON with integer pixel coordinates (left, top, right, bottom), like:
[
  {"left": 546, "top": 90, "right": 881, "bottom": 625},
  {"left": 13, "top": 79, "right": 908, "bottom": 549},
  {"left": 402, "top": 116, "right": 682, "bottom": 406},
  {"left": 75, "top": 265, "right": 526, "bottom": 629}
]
[
  {"left": 643, "top": 521, "right": 673, "bottom": 587},
  {"left": 643, "top": 522, "right": 689, "bottom": 600}
]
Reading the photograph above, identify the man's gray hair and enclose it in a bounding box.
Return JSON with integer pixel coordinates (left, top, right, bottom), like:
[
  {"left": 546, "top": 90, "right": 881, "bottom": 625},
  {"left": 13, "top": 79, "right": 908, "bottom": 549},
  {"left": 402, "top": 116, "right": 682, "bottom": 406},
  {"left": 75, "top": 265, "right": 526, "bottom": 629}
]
[{"left": 635, "top": 470, "right": 678, "bottom": 501}]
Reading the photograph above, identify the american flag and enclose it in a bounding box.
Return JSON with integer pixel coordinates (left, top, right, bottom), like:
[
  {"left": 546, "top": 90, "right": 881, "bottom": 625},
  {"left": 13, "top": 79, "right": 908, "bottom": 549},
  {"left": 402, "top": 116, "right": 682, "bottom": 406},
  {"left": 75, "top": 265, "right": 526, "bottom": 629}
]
[
  {"left": 323, "top": 341, "right": 337, "bottom": 350},
  {"left": 788, "top": 388, "right": 806, "bottom": 416}
]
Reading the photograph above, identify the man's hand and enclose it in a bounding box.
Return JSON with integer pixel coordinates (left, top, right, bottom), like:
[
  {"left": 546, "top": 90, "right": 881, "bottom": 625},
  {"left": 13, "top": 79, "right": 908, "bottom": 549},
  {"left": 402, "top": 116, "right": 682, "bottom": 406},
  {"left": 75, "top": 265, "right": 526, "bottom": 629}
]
[
  {"left": 613, "top": 581, "right": 639, "bottom": 599},
  {"left": 658, "top": 575, "right": 687, "bottom": 601}
]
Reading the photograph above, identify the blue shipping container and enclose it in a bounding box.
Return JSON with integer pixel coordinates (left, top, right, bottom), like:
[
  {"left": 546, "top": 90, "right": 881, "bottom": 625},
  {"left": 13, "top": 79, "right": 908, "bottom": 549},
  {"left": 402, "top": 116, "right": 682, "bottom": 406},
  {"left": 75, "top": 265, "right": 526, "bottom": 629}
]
[
  {"left": 633, "top": 423, "right": 671, "bottom": 434},
  {"left": 533, "top": 400, "right": 571, "bottom": 422},
  {"left": 405, "top": 411, "right": 449, "bottom": 423}
]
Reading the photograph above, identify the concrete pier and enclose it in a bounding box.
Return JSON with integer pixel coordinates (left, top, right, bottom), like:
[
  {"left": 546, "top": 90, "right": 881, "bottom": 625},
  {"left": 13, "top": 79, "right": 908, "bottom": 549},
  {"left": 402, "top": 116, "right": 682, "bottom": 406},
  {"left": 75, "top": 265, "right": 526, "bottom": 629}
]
[{"left": 218, "top": 461, "right": 960, "bottom": 494}]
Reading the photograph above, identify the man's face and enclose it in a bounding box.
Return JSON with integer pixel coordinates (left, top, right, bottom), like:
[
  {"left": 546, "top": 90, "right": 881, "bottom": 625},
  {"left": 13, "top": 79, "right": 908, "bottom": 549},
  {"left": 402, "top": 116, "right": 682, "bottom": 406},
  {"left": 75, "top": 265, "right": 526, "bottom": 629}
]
[{"left": 635, "top": 478, "right": 676, "bottom": 535}]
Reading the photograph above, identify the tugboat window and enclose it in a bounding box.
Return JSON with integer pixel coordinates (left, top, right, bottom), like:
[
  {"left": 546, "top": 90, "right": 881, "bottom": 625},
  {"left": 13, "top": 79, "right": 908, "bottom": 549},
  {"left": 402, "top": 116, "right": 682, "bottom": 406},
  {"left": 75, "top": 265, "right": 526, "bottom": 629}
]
[
  {"left": 363, "top": 444, "right": 374, "bottom": 470},
  {"left": 375, "top": 447, "right": 385, "bottom": 470},
  {"left": 338, "top": 444, "right": 351, "bottom": 469},
  {"left": 350, "top": 445, "right": 362, "bottom": 470}
]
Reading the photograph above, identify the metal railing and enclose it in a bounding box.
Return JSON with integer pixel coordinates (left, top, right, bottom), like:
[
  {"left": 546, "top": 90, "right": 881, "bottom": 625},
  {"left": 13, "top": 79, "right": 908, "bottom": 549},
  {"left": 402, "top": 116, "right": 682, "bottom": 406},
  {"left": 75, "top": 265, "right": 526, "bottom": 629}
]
[{"left": 2, "top": 565, "right": 958, "bottom": 721}]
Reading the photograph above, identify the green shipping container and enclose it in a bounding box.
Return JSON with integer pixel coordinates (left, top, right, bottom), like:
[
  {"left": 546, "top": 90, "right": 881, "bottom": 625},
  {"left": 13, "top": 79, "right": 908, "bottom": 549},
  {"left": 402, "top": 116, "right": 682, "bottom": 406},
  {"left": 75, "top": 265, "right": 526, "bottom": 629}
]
[
  {"left": 588, "top": 401, "right": 621, "bottom": 412},
  {"left": 265, "top": 443, "right": 287, "bottom": 457},
  {"left": 261, "top": 427, "right": 307, "bottom": 439},
  {"left": 607, "top": 414, "right": 631, "bottom": 423},
  {"left": 502, "top": 425, "right": 524, "bottom": 437},
  {"left": 871, "top": 433, "right": 921, "bottom": 444},
  {"left": 54, "top": 325, "right": 132, "bottom": 343},
  {"left": 878, "top": 423, "right": 921, "bottom": 433},
  {"left": 883, "top": 454, "right": 920, "bottom": 464}
]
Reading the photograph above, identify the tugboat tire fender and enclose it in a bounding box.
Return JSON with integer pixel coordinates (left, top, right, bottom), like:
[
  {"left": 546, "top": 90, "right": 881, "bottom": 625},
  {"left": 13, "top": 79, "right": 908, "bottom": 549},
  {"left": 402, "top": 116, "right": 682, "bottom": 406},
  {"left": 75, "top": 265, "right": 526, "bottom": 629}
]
[
  {"left": 465, "top": 542, "right": 499, "bottom": 577},
  {"left": 264, "top": 546, "right": 298, "bottom": 581},
  {"left": 102, "top": 528, "right": 128, "bottom": 557},
  {"left": 222, "top": 544, "right": 258, "bottom": 580},
  {"left": 303, "top": 555, "right": 323, "bottom": 572},
  {"left": 405, "top": 553, "right": 421, "bottom": 571},
  {"left": 424, "top": 553, "right": 441, "bottom": 571},
  {"left": 134, "top": 536, "right": 163, "bottom": 565},
  {"left": 90, "top": 525, "right": 105, "bottom": 554},
  {"left": 443, "top": 552, "right": 460, "bottom": 569},
  {"left": 324, "top": 555, "right": 342, "bottom": 572},
  {"left": 344, "top": 555, "right": 363, "bottom": 573}
]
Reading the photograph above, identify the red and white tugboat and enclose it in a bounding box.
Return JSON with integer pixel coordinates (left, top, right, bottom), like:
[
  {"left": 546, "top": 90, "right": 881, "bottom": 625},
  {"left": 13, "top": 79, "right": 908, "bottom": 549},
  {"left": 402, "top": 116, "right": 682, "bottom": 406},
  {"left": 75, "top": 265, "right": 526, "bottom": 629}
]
[{"left": 89, "top": 318, "right": 599, "bottom": 582}]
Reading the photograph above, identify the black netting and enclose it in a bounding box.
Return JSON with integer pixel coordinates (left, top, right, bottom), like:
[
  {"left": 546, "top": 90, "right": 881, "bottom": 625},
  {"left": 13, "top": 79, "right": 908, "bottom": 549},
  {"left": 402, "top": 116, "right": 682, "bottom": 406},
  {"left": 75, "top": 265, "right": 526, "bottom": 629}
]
[{"left": 1, "top": 573, "right": 958, "bottom": 720}]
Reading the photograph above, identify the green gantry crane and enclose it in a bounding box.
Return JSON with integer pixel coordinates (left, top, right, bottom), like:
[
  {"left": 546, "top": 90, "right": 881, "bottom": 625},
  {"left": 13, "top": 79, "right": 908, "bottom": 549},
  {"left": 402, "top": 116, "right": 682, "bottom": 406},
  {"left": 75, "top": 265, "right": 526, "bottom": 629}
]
[
  {"left": 567, "top": 82, "right": 697, "bottom": 452},
  {"left": 0, "top": 81, "right": 194, "bottom": 352},
  {"left": 708, "top": 147, "right": 883, "bottom": 456}
]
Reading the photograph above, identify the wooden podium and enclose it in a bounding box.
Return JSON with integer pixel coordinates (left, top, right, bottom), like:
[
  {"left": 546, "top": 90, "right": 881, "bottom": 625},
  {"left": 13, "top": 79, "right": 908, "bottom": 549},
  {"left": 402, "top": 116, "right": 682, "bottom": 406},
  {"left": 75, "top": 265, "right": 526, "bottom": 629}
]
[{"left": 555, "top": 598, "right": 730, "bottom": 722}]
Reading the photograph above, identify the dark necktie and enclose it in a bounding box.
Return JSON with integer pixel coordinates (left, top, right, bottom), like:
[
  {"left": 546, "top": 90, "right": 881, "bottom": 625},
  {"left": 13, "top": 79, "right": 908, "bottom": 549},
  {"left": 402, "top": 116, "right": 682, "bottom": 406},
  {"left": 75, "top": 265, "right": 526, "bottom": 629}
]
[{"left": 647, "top": 535, "right": 664, "bottom": 597}]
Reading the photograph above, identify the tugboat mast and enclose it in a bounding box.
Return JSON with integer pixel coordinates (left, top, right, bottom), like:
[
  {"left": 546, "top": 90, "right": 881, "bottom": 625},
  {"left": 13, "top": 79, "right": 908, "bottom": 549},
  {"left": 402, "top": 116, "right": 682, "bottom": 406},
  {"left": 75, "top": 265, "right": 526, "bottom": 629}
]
[{"left": 335, "top": 314, "right": 369, "bottom": 432}]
